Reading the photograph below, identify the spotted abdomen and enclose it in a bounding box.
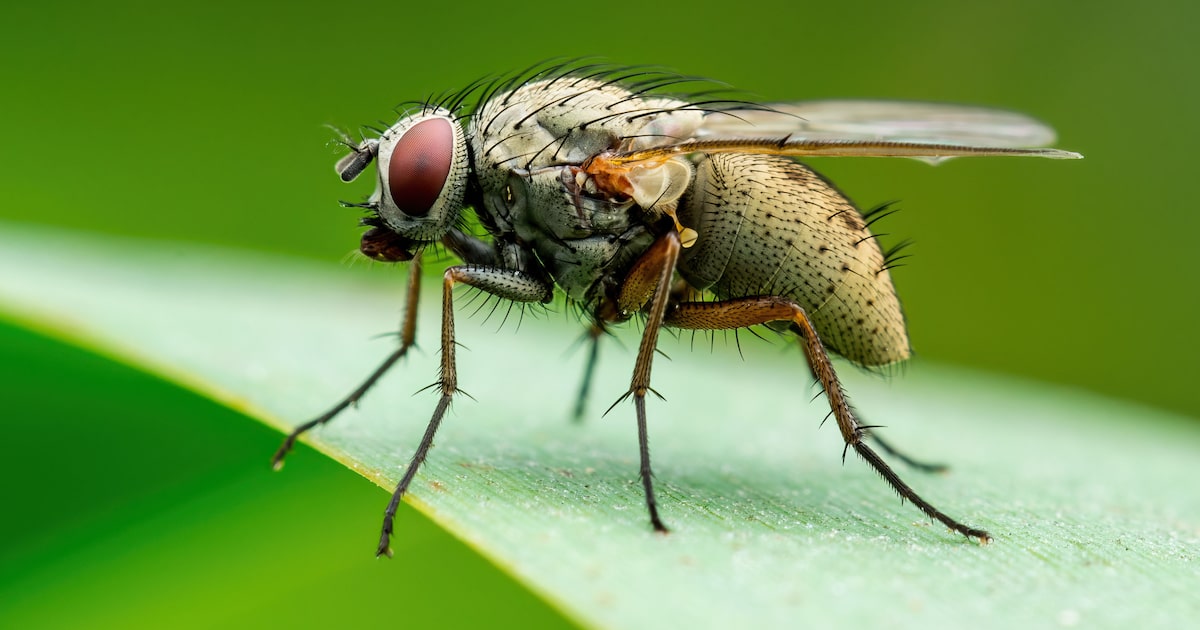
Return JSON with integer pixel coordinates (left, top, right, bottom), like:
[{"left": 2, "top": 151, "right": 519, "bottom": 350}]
[{"left": 675, "top": 153, "right": 910, "bottom": 367}]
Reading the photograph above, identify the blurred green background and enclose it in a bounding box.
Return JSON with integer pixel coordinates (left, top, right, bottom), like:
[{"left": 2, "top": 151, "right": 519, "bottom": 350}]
[{"left": 1, "top": 0, "right": 1196, "bottom": 627}]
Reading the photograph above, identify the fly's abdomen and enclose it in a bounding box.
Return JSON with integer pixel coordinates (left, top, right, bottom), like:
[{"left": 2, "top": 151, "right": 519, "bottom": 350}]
[{"left": 675, "top": 154, "right": 910, "bottom": 367}]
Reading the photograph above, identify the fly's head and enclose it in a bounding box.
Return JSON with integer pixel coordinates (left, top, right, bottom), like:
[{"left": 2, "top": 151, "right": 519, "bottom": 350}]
[{"left": 335, "top": 108, "right": 471, "bottom": 262}]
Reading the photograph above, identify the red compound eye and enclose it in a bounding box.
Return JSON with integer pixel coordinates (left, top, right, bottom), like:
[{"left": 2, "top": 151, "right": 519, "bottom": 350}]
[{"left": 387, "top": 118, "right": 454, "bottom": 217}]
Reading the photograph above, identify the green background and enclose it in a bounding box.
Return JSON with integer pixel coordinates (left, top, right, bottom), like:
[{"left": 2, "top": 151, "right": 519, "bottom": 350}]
[{"left": 1, "top": 1, "right": 1196, "bottom": 627}]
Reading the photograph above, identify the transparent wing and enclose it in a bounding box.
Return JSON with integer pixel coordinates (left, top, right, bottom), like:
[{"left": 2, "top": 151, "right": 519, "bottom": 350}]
[{"left": 681, "top": 100, "right": 1081, "bottom": 164}]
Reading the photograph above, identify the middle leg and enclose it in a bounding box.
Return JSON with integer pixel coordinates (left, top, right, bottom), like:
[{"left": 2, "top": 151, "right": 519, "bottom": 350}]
[{"left": 608, "top": 231, "right": 683, "bottom": 532}]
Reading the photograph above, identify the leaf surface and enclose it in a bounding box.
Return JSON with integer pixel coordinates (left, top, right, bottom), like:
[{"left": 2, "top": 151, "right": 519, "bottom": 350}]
[{"left": 1, "top": 224, "right": 1196, "bottom": 629}]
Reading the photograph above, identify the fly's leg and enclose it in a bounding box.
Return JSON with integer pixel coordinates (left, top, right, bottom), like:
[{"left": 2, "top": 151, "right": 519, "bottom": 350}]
[
  {"left": 664, "top": 295, "right": 991, "bottom": 543},
  {"left": 867, "top": 431, "right": 948, "bottom": 473},
  {"left": 571, "top": 321, "right": 605, "bottom": 422},
  {"left": 608, "top": 231, "right": 683, "bottom": 532},
  {"left": 272, "top": 257, "right": 424, "bottom": 470},
  {"left": 376, "top": 264, "right": 552, "bottom": 557}
]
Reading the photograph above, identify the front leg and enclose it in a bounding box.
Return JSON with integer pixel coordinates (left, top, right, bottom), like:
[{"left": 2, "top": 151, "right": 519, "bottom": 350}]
[
  {"left": 377, "top": 264, "right": 552, "bottom": 557},
  {"left": 272, "top": 256, "right": 425, "bottom": 469}
]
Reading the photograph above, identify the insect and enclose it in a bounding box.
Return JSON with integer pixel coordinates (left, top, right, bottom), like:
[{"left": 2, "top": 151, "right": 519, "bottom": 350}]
[{"left": 272, "top": 62, "right": 1081, "bottom": 556}]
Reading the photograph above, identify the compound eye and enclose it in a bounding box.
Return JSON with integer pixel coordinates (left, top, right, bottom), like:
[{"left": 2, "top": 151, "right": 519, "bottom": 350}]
[
  {"left": 387, "top": 118, "right": 454, "bottom": 217},
  {"left": 374, "top": 111, "right": 467, "bottom": 241}
]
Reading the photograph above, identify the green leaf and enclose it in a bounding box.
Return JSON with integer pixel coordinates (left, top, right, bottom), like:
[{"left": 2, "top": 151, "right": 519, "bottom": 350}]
[{"left": 1, "top": 223, "right": 1197, "bottom": 629}]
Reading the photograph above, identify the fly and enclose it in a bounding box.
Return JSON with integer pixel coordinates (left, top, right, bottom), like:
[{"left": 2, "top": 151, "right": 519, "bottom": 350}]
[{"left": 271, "top": 61, "right": 1082, "bottom": 556}]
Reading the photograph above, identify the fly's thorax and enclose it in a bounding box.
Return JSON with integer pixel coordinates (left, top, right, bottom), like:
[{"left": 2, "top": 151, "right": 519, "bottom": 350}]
[
  {"left": 676, "top": 153, "right": 911, "bottom": 367},
  {"left": 488, "top": 166, "right": 652, "bottom": 302},
  {"left": 465, "top": 76, "right": 704, "bottom": 303},
  {"left": 545, "top": 226, "right": 657, "bottom": 303},
  {"left": 468, "top": 77, "right": 703, "bottom": 193},
  {"left": 484, "top": 168, "right": 639, "bottom": 240}
]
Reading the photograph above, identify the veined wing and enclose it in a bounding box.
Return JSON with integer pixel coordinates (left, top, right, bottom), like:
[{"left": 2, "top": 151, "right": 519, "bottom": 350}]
[{"left": 687, "top": 100, "right": 1082, "bottom": 163}]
